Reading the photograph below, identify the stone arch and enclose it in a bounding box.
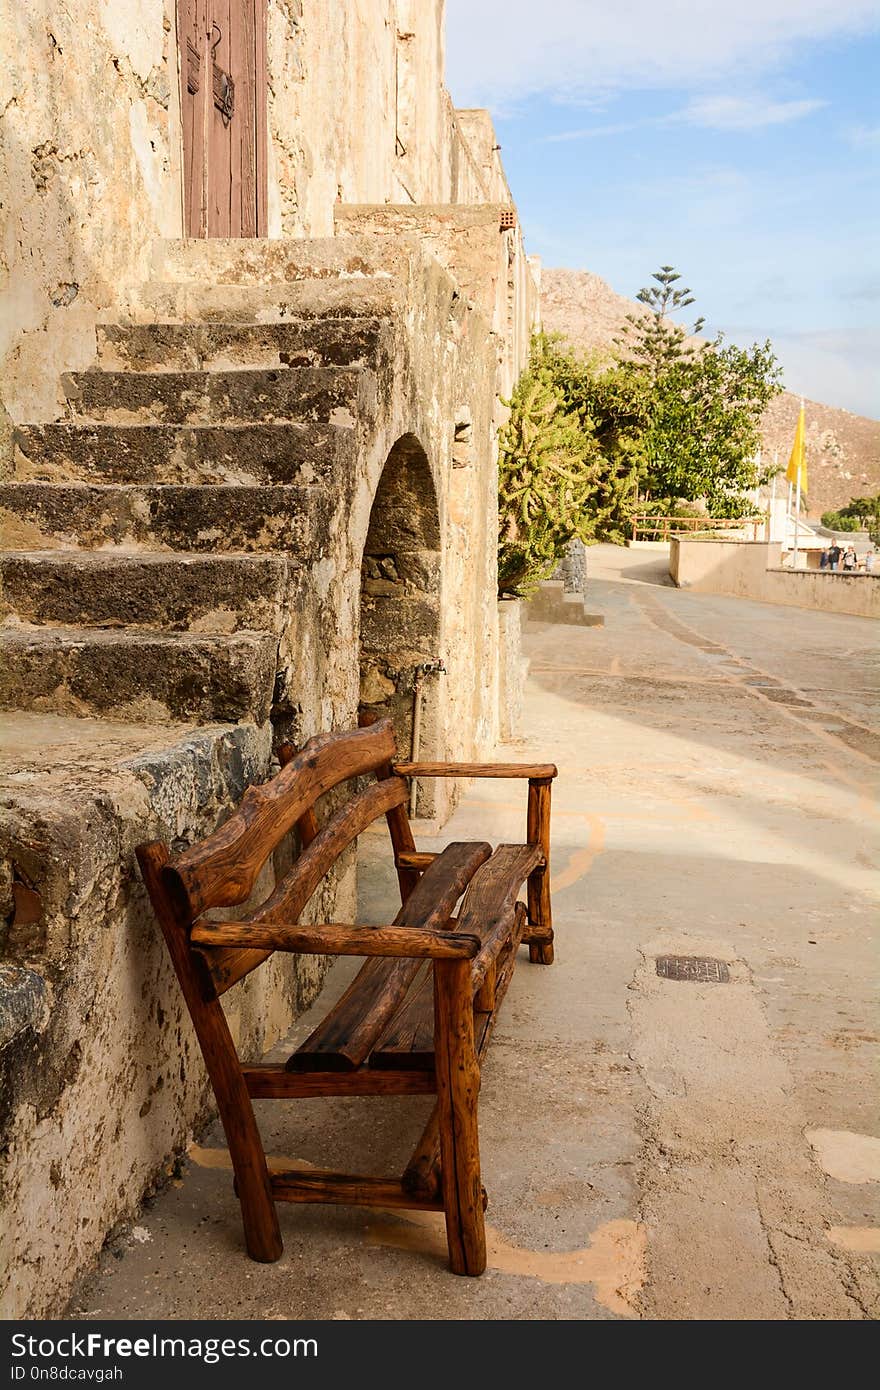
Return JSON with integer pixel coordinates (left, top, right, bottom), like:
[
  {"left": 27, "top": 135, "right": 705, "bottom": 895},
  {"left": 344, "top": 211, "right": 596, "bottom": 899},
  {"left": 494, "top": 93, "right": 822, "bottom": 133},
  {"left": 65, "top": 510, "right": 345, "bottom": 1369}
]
[{"left": 358, "top": 433, "right": 443, "bottom": 815}]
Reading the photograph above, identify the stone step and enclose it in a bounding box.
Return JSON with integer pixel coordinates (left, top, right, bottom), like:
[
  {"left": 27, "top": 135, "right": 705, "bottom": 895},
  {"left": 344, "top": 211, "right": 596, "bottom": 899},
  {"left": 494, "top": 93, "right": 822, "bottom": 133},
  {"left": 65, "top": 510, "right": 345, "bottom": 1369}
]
[
  {"left": 0, "top": 626, "right": 276, "bottom": 724},
  {"left": 151, "top": 234, "right": 412, "bottom": 284},
  {"left": 0, "top": 483, "right": 325, "bottom": 555},
  {"left": 525, "top": 580, "right": 605, "bottom": 629},
  {"left": 118, "top": 276, "right": 403, "bottom": 325},
  {"left": 0, "top": 551, "right": 291, "bottom": 631},
  {"left": 62, "top": 366, "right": 373, "bottom": 427},
  {"left": 11, "top": 422, "right": 351, "bottom": 486},
  {"left": 95, "top": 318, "right": 387, "bottom": 373}
]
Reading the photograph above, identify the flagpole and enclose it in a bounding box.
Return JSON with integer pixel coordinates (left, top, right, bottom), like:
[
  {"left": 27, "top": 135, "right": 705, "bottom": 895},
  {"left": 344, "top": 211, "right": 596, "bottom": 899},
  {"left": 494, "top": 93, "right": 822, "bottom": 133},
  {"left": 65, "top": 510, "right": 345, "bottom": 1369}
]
[
  {"left": 792, "top": 398, "right": 804, "bottom": 568},
  {"left": 786, "top": 465, "right": 792, "bottom": 535}
]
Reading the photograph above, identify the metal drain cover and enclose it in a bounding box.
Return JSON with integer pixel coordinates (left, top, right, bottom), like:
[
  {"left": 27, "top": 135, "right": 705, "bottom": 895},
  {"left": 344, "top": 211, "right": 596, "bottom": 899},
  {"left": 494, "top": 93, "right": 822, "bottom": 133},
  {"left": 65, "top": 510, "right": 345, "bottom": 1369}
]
[{"left": 656, "top": 955, "right": 730, "bottom": 983}]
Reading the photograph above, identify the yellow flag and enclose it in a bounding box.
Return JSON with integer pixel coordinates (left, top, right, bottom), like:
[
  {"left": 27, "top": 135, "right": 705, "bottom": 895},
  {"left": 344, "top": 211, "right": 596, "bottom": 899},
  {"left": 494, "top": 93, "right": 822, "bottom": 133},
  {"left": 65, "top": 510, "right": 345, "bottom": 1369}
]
[{"left": 785, "top": 404, "right": 808, "bottom": 495}]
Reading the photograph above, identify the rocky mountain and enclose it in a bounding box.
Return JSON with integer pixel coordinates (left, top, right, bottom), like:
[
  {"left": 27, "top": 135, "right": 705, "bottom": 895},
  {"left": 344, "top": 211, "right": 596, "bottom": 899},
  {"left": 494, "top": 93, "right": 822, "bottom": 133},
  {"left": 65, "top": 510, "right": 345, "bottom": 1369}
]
[{"left": 540, "top": 267, "right": 880, "bottom": 518}]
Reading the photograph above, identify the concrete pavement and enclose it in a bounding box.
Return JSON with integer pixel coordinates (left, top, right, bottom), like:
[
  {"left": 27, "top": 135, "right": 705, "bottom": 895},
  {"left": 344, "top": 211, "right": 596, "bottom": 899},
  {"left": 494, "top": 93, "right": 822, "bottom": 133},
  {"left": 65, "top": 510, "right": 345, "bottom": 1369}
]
[{"left": 68, "top": 545, "right": 879, "bottom": 1320}]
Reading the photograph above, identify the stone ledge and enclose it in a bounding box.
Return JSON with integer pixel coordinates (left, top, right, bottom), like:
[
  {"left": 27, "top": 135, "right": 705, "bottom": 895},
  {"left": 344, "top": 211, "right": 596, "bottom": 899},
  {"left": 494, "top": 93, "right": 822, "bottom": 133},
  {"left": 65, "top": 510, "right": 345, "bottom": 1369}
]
[{"left": 0, "top": 712, "right": 272, "bottom": 957}]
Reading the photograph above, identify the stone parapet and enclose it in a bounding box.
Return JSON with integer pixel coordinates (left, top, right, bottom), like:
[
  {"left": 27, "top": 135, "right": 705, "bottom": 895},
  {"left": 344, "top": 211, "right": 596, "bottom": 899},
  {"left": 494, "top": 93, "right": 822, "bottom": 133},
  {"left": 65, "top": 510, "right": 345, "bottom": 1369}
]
[{"left": 670, "top": 538, "right": 880, "bottom": 619}]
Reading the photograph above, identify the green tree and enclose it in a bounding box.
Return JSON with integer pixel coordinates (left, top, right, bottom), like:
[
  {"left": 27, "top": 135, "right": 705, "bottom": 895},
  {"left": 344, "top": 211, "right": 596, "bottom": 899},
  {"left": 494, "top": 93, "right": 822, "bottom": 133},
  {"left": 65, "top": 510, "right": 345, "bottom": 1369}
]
[
  {"left": 496, "top": 268, "right": 783, "bottom": 585},
  {"left": 615, "top": 264, "right": 705, "bottom": 377},
  {"left": 528, "top": 333, "right": 649, "bottom": 539},
  {"left": 616, "top": 267, "right": 782, "bottom": 513},
  {"left": 822, "top": 494, "right": 880, "bottom": 542},
  {"left": 820, "top": 509, "right": 862, "bottom": 533}
]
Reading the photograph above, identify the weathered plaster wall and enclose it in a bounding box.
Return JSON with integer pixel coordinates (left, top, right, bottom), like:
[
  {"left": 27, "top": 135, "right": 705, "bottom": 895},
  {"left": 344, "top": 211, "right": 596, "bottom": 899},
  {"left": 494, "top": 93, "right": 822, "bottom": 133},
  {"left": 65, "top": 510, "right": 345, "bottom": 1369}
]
[
  {"left": 0, "top": 1, "right": 182, "bottom": 441},
  {"left": 267, "top": 3, "right": 497, "bottom": 229},
  {"left": 453, "top": 109, "right": 513, "bottom": 202},
  {"left": 287, "top": 236, "right": 507, "bottom": 781},
  {"left": 335, "top": 204, "right": 539, "bottom": 399}
]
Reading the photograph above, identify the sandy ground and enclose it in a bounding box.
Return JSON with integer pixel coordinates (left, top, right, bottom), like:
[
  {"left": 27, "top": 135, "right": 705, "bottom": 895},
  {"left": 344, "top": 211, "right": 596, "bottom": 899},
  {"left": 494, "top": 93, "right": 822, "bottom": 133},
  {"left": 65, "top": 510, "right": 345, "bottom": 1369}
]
[{"left": 68, "top": 545, "right": 879, "bottom": 1320}]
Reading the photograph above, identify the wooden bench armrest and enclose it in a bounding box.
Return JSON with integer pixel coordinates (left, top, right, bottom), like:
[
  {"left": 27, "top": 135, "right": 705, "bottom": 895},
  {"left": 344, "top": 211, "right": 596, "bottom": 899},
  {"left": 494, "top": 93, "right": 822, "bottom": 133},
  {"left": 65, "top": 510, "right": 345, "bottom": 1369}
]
[
  {"left": 191, "top": 919, "right": 481, "bottom": 960},
  {"left": 392, "top": 760, "right": 557, "bottom": 780}
]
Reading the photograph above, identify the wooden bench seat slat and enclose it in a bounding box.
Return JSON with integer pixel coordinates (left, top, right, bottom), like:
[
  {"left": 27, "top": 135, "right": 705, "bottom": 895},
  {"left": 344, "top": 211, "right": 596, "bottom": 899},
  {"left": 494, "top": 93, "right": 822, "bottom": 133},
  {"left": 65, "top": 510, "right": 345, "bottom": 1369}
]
[
  {"left": 370, "top": 846, "right": 539, "bottom": 1071},
  {"left": 163, "top": 719, "right": 397, "bottom": 920},
  {"left": 368, "top": 966, "right": 435, "bottom": 1070},
  {"left": 463, "top": 843, "right": 542, "bottom": 988},
  {"left": 287, "top": 840, "right": 492, "bottom": 1072}
]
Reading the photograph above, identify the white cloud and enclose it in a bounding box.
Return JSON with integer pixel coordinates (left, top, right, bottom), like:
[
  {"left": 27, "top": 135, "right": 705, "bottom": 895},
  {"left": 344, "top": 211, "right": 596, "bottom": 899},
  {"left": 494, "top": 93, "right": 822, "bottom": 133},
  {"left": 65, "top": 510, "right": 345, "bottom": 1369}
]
[
  {"left": 846, "top": 123, "right": 880, "bottom": 146},
  {"left": 445, "top": 0, "right": 880, "bottom": 106},
  {"left": 679, "top": 95, "right": 827, "bottom": 130},
  {"left": 537, "top": 93, "right": 824, "bottom": 143},
  {"left": 539, "top": 119, "right": 646, "bottom": 143}
]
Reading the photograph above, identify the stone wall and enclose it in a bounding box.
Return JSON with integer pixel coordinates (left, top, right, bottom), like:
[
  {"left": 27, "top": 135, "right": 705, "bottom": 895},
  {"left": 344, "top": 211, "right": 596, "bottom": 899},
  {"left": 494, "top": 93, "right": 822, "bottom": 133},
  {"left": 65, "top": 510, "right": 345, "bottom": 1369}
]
[{"left": 335, "top": 204, "right": 538, "bottom": 400}]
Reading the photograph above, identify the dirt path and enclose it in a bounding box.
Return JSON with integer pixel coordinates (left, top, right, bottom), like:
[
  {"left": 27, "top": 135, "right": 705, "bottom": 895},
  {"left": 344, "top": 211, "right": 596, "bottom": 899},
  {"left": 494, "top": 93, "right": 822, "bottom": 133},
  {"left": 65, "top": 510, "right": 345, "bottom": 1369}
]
[{"left": 69, "top": 547, "right": 879, "bottom": 1320}]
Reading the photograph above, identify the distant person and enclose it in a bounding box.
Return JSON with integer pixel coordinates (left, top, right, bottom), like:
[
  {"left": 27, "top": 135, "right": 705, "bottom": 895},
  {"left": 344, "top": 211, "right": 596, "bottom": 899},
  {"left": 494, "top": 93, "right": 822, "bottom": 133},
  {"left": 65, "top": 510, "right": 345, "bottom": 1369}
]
[
  {"left": 828, "top": 542, "right": 842, "bottom": 571},
  {"left": 819, "top": 547, "right": 830, "bottom": 570},
  {"left": 842, "top": 546, "right": 857, "bottom": 571},
  {"left": 864, "top": 549, "right": 875, "bottom": 574}
]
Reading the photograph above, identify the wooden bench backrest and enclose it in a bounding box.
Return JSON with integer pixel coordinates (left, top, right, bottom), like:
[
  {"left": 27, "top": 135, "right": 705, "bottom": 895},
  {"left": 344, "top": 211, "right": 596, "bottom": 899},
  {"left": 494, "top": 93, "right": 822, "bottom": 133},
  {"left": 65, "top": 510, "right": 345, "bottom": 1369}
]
[{"left": 161, "top": 719, "right": 403, "bottom": 926}]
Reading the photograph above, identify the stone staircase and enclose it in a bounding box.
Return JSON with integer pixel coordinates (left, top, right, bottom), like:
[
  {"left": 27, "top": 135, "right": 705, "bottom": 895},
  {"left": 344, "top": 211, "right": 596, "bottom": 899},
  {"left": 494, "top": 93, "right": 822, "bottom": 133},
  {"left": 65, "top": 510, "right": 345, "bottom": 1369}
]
[{"left": 0, "top": 238, "right": 399, "bottom": 729}]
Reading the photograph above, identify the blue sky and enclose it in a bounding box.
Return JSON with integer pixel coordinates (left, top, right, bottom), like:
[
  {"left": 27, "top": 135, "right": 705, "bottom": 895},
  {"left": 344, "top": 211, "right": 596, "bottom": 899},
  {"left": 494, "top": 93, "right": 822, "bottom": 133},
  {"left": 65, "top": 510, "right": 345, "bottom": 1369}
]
[{"left": 444, "top": 0, "right": 880, "bottom": 418}]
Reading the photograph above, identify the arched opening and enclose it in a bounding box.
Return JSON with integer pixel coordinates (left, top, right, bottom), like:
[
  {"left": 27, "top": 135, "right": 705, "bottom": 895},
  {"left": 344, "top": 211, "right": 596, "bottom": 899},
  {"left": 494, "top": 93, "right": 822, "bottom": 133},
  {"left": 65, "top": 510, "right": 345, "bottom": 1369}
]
[{"left": 359, "top": 435, "right": 442, "bottom": 816}]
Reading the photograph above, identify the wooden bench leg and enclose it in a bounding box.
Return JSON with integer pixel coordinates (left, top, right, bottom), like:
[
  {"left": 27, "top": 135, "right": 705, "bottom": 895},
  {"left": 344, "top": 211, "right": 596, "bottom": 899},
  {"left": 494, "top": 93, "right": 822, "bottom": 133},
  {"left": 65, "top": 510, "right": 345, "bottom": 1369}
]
[
  {"left": 208, "top": 1022, "right": 283, "bottom": 1264},
  {"left": 525, "top": 776, "right": 555, "bottom": 964},
  {"left": 433, "top": 959, "right": 487, "bottom": 1275},
  {"left": 137, "top": 843, "right": 283, "bottom": 1265}
]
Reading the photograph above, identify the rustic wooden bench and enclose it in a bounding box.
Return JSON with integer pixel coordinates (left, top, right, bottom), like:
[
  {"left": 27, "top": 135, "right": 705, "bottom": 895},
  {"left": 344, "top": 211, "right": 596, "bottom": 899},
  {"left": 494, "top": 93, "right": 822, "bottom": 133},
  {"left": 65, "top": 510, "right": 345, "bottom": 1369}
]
[{"left": 137, "top": 717, "right": 556, "bottom": 1276}]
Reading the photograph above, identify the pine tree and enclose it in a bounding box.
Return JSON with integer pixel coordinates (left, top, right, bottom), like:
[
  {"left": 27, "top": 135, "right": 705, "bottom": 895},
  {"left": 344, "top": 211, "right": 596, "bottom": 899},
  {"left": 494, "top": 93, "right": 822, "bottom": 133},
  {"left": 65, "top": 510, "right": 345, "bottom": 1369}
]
[
  {"left": 614, "top": 266, "right": 782, "bottom": 511},
  {"left": 615, "top": 265, "right": 705, "bottom": 378}
]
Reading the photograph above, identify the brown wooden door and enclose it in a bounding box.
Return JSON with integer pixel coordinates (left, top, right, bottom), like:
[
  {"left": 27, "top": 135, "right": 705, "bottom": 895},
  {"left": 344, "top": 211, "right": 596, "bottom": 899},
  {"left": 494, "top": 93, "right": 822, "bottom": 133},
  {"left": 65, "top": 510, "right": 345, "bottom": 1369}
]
[{"left": 178, "top": 0, "right": 267, "bottom": 237}]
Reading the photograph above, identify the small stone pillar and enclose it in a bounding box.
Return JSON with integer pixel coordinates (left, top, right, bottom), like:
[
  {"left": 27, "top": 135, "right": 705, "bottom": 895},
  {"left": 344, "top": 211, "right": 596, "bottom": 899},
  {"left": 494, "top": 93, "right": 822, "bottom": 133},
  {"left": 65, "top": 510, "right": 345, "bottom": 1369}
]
[
  {"left": 497, "top": 598, "right": 527, "bottom": 741},
  {"left": 555, "top": 537, "right": 588, "bottom": 594}
]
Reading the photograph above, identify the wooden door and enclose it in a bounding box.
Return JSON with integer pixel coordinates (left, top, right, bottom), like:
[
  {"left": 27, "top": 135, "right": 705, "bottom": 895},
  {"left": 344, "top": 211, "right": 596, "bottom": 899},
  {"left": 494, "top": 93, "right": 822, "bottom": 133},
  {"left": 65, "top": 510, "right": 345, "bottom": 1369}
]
[{"left": 178, "top": 0, "right": 267, "bottom": 237}]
